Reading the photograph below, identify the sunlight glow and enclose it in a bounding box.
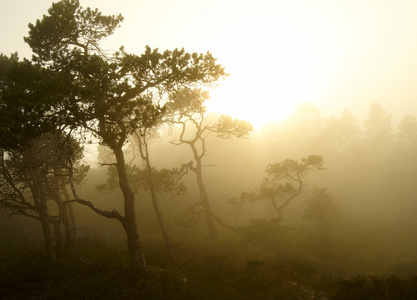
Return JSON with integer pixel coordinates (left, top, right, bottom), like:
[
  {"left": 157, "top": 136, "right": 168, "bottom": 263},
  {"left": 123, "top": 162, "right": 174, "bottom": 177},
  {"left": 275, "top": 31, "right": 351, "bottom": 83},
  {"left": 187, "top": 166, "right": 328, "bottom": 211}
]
[
  {"left": 205, "top": 6, "right": 339, "bottom": 129},
  {"left": 4, "top": 0, "right": 416, "bottom": 129}
]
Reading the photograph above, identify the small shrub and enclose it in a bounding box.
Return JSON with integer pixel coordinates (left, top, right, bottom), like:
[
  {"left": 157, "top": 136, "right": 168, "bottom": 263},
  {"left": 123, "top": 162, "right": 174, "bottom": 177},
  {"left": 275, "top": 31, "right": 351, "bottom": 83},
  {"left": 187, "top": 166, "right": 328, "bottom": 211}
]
[{"left": 331, "top": 275, "right": 417, "bottom": 300}]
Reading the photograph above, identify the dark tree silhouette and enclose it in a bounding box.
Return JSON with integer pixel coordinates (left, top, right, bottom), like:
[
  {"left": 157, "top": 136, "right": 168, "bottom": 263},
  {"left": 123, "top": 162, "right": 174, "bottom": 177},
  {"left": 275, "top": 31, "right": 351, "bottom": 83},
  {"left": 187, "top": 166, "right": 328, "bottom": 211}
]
[
  {"left": 0, "top": 53, "right": 83, "bottom": 260},
  {"left": 0, "top": 133, "right": 87, "bottom": 259},
  {"left": 23, "top": 0, "right": 226, "bottom": 271}
]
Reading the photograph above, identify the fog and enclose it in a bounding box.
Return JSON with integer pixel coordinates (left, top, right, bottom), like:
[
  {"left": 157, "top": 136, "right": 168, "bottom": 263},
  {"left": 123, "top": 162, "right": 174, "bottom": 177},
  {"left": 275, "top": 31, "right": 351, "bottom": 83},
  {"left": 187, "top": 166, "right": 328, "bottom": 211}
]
[
  {"left": 3, "top": 100, "right": 415, "bottom": 282},
  {"left": 2, "top": 1, "right": 417, "bottom": 298}
]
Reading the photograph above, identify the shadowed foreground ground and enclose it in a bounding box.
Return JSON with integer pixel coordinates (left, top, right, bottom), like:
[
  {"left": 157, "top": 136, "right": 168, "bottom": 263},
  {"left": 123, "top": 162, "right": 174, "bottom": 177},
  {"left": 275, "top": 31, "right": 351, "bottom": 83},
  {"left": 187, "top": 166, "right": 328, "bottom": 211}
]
[{"left": 1, "top": 237, "right": 417, "bottom": 300}]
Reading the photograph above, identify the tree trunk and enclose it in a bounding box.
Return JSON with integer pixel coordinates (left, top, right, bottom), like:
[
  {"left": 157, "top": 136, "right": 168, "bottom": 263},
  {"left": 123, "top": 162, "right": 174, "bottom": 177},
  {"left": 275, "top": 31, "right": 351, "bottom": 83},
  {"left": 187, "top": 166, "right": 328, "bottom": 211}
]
[
  {"left": 145, "top": 157, "right": 176, "bottom": 260},
  {"left": 194, "top": 156, "right": 217, "bottom": 240},
  {"left": 49, "top": 172, "right": 74, "bottom": 250},
  {"left": 62, "top": 186, "right": 77, "bottom": 240},
  {"left": 38, "top": 193, "right": 56, "bottom": 260},
  {"left": 113, "top": 146, "right": 147, "bottom": 272},
  {"left": 25, "top": 147, "right": 56, "bottom": 261},
  {"left": 53, "top": 192, "right": 73, "bottom": 250},
  {"left": 51, "top": 218, "right": 63, "bottom": 254}
]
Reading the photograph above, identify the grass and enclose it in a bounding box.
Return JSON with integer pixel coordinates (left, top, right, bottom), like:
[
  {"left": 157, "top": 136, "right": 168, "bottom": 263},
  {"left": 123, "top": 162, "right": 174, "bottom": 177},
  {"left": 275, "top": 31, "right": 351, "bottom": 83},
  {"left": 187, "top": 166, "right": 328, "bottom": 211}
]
[
  {"left": 1, "top": 232, "right": 417, "bottom": 299},
  {"left": 0, "top": 238, "right": 321, "bottom": 300}
]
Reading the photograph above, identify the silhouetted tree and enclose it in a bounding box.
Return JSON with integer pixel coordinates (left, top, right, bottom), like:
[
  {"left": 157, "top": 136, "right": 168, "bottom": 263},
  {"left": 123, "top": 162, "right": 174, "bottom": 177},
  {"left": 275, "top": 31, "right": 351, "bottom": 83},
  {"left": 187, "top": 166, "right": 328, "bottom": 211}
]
[
  {"left": 0, "top": 52, "right": 18, "bottom": 88},
  {"left": 166, "top": 88, "right": 252, "bottom": 239},
  {"left": 0, "top": 55, "right": 70, "bottom": 151},
  {"left": 0, "top": 133, "right": 87, "bottom": 259},
  {"left": 0, "top": 53, "right": 78, "bottom": 260},
  {"left": 229, "top": 155, "right": 325, "bottom": 226}
]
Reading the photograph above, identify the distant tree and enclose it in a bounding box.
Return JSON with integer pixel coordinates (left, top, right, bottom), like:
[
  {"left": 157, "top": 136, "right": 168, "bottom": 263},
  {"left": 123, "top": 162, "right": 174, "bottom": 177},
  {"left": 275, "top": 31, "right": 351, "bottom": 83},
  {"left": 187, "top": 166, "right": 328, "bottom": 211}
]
[
  {"left": 303, "top": 186, "right": 336, "bottom": 239},
  {"left": 321, "top": 110, "right": 360, "bottom": 153},
  {"left": 364, "top": 102, "right": 392, "bottom": 148},
  {"left": 228, "top": 155, "right": 325, "bottom": 226},
  {"left": 25, "top": 0, "right": 226, "bottom": 272},
  {"left": 288, "top": 102, "right": 323, "bottom": 141},
  {"left": 340, "top": 110, "right": 360, "bottom": 136},
  {"left": 165, "top": 88, "right": 253, "bottom": 239},
  {"left": 398, "top": 115, "right": 417, "bottom": 149}
]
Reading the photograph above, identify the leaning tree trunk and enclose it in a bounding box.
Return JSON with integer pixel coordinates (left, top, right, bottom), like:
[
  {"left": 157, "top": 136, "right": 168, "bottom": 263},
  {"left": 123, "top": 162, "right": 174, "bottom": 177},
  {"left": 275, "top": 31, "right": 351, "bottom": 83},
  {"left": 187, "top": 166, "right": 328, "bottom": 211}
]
[
  {"left": 113, "top": 146, "right": 147, "bottom": 272},
  {"left": 136, "top": 131, "right": 175, "bottom": 260},
  {"left": 145, "top": 158, "right": 176, "bottom": 260}
]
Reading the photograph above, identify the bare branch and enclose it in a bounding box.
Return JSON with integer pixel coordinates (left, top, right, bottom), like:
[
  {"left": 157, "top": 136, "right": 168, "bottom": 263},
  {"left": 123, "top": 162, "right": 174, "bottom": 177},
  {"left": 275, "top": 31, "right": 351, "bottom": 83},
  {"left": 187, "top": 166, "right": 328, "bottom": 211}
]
[
  {"left": 65, "top": 198, "right": 124, "bottom": 221},
  {"left": 67, "top": 158, "right": 124, "bottom": 222},
  {"left": 99, "top": 162, "right": 118, "bottom": 167}
]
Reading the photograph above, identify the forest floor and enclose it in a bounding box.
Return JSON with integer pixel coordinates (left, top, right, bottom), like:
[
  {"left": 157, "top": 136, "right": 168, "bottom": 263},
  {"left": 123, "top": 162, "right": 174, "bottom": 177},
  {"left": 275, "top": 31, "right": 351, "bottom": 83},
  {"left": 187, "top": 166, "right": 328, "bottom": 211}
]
[{"left": 1, "top": 234, "right": 417, "bottom": 300}]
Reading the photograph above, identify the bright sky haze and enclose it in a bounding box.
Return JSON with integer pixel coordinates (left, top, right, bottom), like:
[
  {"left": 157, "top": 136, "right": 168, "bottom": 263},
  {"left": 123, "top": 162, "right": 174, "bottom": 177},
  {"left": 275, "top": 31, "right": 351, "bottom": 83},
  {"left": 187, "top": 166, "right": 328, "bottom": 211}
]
[{"left": 1, "top": 0, "right": 417, "bottom": 128}]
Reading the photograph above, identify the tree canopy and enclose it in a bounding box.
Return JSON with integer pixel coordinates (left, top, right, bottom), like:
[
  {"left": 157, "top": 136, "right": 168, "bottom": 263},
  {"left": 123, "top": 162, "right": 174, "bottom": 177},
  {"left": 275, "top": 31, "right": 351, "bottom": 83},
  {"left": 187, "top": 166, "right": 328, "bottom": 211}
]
[{"left": 0, "top": 0, "right": 228, "bottom": 271}]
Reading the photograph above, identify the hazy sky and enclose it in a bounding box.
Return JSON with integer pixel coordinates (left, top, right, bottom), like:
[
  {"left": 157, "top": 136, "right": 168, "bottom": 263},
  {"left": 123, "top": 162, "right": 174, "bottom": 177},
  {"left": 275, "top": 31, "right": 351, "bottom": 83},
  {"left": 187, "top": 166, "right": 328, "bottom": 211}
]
[{"left": 1, "top": 0, "right": 417, "bottom": 128}]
